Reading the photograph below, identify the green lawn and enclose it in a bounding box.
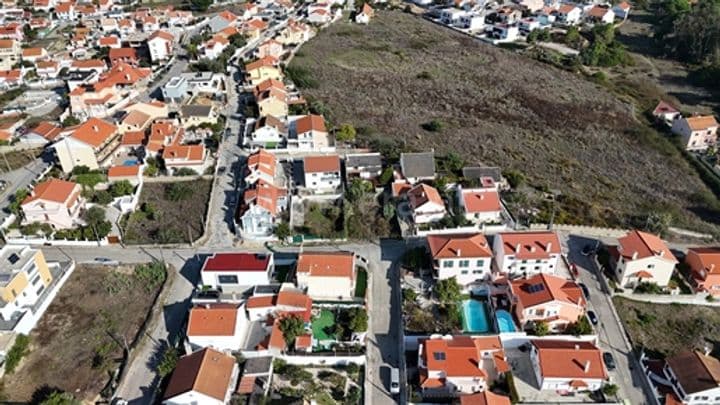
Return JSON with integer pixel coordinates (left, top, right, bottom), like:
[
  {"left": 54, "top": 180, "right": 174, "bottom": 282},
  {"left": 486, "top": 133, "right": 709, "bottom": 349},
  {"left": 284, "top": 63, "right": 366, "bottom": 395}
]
[
  {"left": 354, "top": 268, "right": 367, "bottom": 299},
  {"left": 312, "top": 309, "right": 336, "bottom": 342}
]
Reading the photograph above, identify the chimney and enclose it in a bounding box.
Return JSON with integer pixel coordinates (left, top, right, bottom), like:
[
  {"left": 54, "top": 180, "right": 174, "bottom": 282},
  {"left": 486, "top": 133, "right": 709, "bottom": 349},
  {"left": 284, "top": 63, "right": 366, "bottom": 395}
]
[
  {"left": 711, "top": 264, "right": 716, "bottom": 272},
  {"left": 575, "top": 344, "right": 580, "bottom": 350},
  {"left": 704, "top": 346, "right": 712, "bottom": 356},
  {"left": 92, "top": 125, "right": 98, "bottom": 132},
  {"left": 530, "top": 246, "right": 536, "bottom": 252},
  {"left": 632, "top": 251, "right": 638, "bottom": 260},
  {"left": 456, "top": 249, "right": 461, "bottom": 257},
  {"left": 546, "top": 242, "right": 552, "bottom": 253},
  {"left": 659, "top": 250, "right": 665, "bottom": 257},
  {"left": 204, "top": 303, "right": 210, "bottom": 309},
  {"left": 515, "top": 244, "right": 521, "bottom": 254},
  {"left": 584, "top": 360, "right": 591, "bottom": 373}
]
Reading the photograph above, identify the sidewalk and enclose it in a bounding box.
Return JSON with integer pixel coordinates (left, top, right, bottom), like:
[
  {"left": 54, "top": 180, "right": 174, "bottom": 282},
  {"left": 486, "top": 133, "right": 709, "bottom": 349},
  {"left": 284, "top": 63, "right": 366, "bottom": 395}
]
[{"left": 615, "top": 292, "right": 720, "bottom": 306}]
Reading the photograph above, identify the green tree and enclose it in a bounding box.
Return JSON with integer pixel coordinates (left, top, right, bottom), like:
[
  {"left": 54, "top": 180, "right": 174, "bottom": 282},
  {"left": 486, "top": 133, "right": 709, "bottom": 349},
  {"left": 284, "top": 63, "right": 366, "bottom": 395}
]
[
  {"left": 92, "top": 190, "right": 113, "bottom": 205},
  {"left": 531, "top": 321, "right": 549, "bottom": 336},
  {"left": 347, "top": 178, "right": 373, "bottom": 202},
  {"left": 109, "top": 180, "right": 134, "bottom": 197},
  {"left": 134, "top": 262, "right": 166, "bottom": 291},
  {"left": 4, "top": 334, "right": 30, "bottom": 374},
  {"left": 62, "top": 116, "right": 80, "bottom": 127},
  {"left": 275, "top": 222, "right": 291, "bottom": 240},
  {"left": 190, "top": 0, "right": 213, "bottom": 11},
  {"left": 157, "top": 346, "right": 179, "bottom": 377},
  {"left": 503, "top": 169, "right": 525, "bottom": 188},
  {"left": 566, "top": 315, "right": 593, "bottom": 335},
  {"left": 602, "top": 383, "right": 619, "bottom": 397},
  {"left": 279, "top": 315, "right": 305, "bottom": 349},
  {"left": 435, "top": 277, "right": 461, "bottom": 305},
  {"left": 443, "top": 152, "right": 465, "bottom": 174},
  {"left": 9, "top": 188, "right": 29, "bottom": 214},
  {"left": 378, "top": 166, "right": 394, "bottom": 185},
  {"left": 165, "top": 182, "right": 193, "bottom": 201},
  {"left": 348, "top": 308, "right": 368, "bottom": 332},
  {"left": 669, "top": 0, "right": 720, "bottom": 63},
  {"left": 336, "top": 123, "right": 357, "bottom": 142},
  {"left": 564, "top": 26, "right": 581, "bottom": 47},
  {"left": 83, "top": 206, "right": 106, "bottom": 227},
  {"left": 39, "top": 391, "right": 80, "bottom": 405},
  {"left": 229, "top": 33, "right": 247, "bottom": 48}
]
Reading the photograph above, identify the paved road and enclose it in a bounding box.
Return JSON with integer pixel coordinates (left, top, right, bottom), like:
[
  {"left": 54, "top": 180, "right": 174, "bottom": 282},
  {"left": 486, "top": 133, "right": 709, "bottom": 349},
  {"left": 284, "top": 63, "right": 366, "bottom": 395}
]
[
  {"left": 562, "top": 233, "right": 654, "bottom": 405},
  {"left": 0, "top": 156, "right": 50, "bottom": 214}
]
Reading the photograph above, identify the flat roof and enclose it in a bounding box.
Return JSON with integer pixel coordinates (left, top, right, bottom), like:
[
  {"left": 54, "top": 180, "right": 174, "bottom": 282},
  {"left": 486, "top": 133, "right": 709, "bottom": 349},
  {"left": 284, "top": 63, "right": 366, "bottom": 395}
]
[
  {"left": 0, "top": 246, "right": 36, "bottom": 287},
  {"left": 202, "top": 253, "right": 271, "bottom": 272}
]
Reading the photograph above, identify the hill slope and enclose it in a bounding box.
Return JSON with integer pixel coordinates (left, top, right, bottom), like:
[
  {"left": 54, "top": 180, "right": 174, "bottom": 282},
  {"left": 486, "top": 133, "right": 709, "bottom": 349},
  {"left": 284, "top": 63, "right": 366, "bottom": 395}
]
[{"left": 289, "top": 10, "right": 716, "bottom": 231}]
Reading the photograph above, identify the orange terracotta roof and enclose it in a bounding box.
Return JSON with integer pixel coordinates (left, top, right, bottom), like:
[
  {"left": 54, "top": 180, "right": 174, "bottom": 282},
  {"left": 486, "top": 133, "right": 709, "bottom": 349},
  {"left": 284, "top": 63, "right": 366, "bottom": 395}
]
[
  {"left": 587, "top": 5, "right": 611, "bottom": 17},
  {"left": 122, "top": 110, "right": 151, "bottom": 127},
  {"left": 686, "top": 247, "right": 720, "bottom": 279},
  {"left": 22, "top": 47, "right": 44, "bottom": 57},
  {"left": 531, "top": 340, "right": 607, "bottom": 380},
  {"left": 462, "top": 189, "right": 502, "bottom": 213},
  {"left": 460, "top": 391, "right": 511, "bottom": 405},
  {"left": 407, "top": 183, "right": 443, "bottom": 209},
  {"left": 163, "top": 144, "right": 205, "bottom": 161},
  {"left": 149, "top": 30, "right": 174, "bottom": 42},
  {"left": 498, "top": 231, "right": 561, "bottom": 259},
  {"left": 163, "top": 348, "right": 236, "bottom": 402},
  {"left": 36, "top": 60, "right": 58, "bottom": 70},
  {"left": 244, "top": 18, "right": 267, "bottom": 30},
  {"left": 686, "top": 115, "right": 719, "bottom": 131},
  {"left": 245, "top": 56, "right": 278, "bottom": 72},
  {"left": 295, "top": 333, "right": 312, "bottom": 349},
  {"left": 109, "top": 47, "right": 138, "bottom": 60},
  {"left": 187, "top": 304, "right": 238, "bottom": 336},
  {"left": 108, "top": 164, "right": 140, "bottom": 178},
  {"left": 99, "top": 36, "right": 119, "bottom": 46},
  {"left": 247, "top": 149, "right": 277, "bottom": 176},
  {"left": 71, "top": 117, "right": 117, "bottom": 148},
  {"left": 71, "top": 59, "right": 106, "bottom": 69},
  {"left": 428, "top": 233, "right": 492, "bottom": 259},
  {"left": 392, "top": 181, "right": 411, "bottom": 197},
  {"left": 294, "top": 114, "right": 326, "bottom": 134},
  {"left": 558, "top": 4, "right": 577, "bottom": 13},
  {"left": 218, "top": 10, "right": 238, "bottom": 22},
  {"left": 617, "top": 230, "right": 677, "bottom": 262},
  {"left": 0, "top": 69, "right": 21, "bottom": 81},
  {"left": 422, "top": 336, "right": 495, "bottom": 381},
  {"left": 120, "top": 130, "right": 146, "bottom": 145},
  {"left": 245, "top": 295, "right": 275, "bottom": 309},
  {"left": 29, "top": 121, "right": 61, "bottom": 141},
  {"left": 243, "top": 180, "right": 286, "bottom": 214},
  {"left": 303, "top": 155, "right": 340, "bottom": 173},
  {"left": 0, "top": 130, "right": 12, "bottom": 141},
  {"left": 22, "top": 178, "right": 78, "bottom": 206},
  {"left": 617, "top": 1, "right": 631, "bottom": 10},
  {"left": 296, "top": 252, "right": 355, "bottom": 279},
  {"left": 510, "top": 273, "right": 585, "bottom": 309},
  {"left": 237, "top": 375, "right": 256, "bottom": 394},
  {"left": 254, "top": 78, "right": 286, "bottom": 96},
  {"left": 0, "top": 39, "right": 15, "bottom": 49}
]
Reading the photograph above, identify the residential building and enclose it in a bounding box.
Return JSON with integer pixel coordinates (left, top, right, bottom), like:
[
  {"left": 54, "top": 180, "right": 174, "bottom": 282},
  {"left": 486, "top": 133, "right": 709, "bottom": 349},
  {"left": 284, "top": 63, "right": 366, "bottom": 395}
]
[
  {"left": 54, "top": 1, "right": 75, "bottom": 19},
  {"left": 239, "top": 180, "right": 288, "bottom": 237},
  {"left": 441, "top": 8, "right": 465, "bottom": 25},
  {"left": 162, "top": 348, "right": 239, "bottom": 405},
  {"left": 456, "top": 184, "right": 503, "bottom": 224},
  {"left": 400, "top": 152, "right": 436, "bottom": 183},
  {"left": 248, "top": 115, "right": 287, "bottom": 148},
  {"left": 585, "top": 5, "right": 615, "bottom": 24},
  {"left": 613, "top": 1, "right": 631, "bottom": 19},
  {"left": 663, "top": 350, "right": 720, "bottom": 405},
  {"left": 0, "top": 39, "right": 19, "bottom": 71},
  {"left": 509, "top": 273, "right": 586, "bottom": 332},
  {"left": 162, "top": 144, "right": 206, "bottom": 174},
  {"left": 257, "top": 85, "right": 288, "bottom": 118},
  {"left": 35, "top": 60, "right": 60, "bottom": 79},
  {"left": 303, "top": 155, "right": 341, "bottom": 192},
  {"left": 245, "top": 56, "right": 282, "bottom": 87},
  {"left": 108, "top": 47, "right": 139, "bottom": 66},
  {"left": 428, "top": 233, "right": 493, "bottom": 286},
  {"left": 256, "top": 39, "right": 284, "bottom": 59},
  {"left": 200, "top": 252, "right": 274, "bottom": 290},
  {"left": 459, "top": 391, "right": 511, "bottom": 405},
  {"left": 685, "top": 247, "right": 720, "bottom": 296},
  {"left": 107, "top": 164, "right": 142, "bottom": 186},
  {"left": 245, "top": 149, "right": 279, "bottom": 186},
  {"left": 162, "top": 72, "right": 227, "bottom": 103},
  {"left": 119, "top": 110, "right": 152, "bottom": 134},
  {"left": 147, "top": 30, "right": 174, "bottom": 62},
  {"left": 186, "top": 303, "right": 249, "bottom": 351},
  {"left": 458, "top": 13, "right": 485, "bottom": 30},
  {"left": 21, "top": 179, "right": 84, "bottom": 229},
  {"left": 611, "top": 229, "right": 678, "bottom": 288},
  {"left": 296, "top": 252, "right": 356, "bottom": 301},
  {"left": 407, "top": 183, "right": 446, "bottom": 224},
  {"left": 69, "top": 63, "right": 151, "bottom": 119},
  {"left": 200, "top": 35, "right": 229, "bottom": 60},
  {"left": 355, "top": 3, "right": 374, "bottom": 24},
  {"left": 0, "top": 246, "right": 54, "bottom": 330},
  {"left": 493, "top": 231, "right": 561, "bottom": 277},
  {"left": 288, "top": 114, "right": 330, "bottom": 150},
  {"left": 418, "top": 335, "right": 510, "bottom": 397},
  {"left": 179, "top": 104, "right": 218, "bottom": 129},
  {"left": 344, "top": 153, "right": 383, "bottom": 182},
  {"left": 21, "top": 121, "right": 61, "bottom": 146},
  {"left": 671, "top": 115, "right": 719, "bottom": 151},
  {"left": 236, "top": 356, "right": 273, "bottom": 397},
  {"left": 555, "top": 4, "right": 581, "bottom": 25},
  {"left": 52, "top": 117, "right": 119, "bottom": 172},
  {"left": 276, "top": 19, "right": 314, "bottom": 45},
  {"left": 530, "top": 340, "right": 607, "bottom": 391},
  {"left": 308, "top": 8, "right": 331, "bottom": 24},
  {"left": 208, "top": 10, "right": 238, "bottom": 33},
  {"left": 246, "top": 289, "right": 312, "bottom": 322},
  {"left": 652, "top": 100, "right": 680, "bottom": 125},
  {"left": 21, "top": 47, "right": 48, "bottom": 63}
]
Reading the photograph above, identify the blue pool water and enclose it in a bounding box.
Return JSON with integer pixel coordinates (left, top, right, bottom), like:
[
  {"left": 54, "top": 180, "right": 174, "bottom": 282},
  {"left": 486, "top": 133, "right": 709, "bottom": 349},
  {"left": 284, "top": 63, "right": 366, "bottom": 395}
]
[
  {"left": 462, "top": 299, "right": 491, "bottom": 333},
  {"left": 123, "top": 159, "right": 138, "bottom": 166},
  {"left": 496, "top": 310, "right": 517, "bottom": 333}
]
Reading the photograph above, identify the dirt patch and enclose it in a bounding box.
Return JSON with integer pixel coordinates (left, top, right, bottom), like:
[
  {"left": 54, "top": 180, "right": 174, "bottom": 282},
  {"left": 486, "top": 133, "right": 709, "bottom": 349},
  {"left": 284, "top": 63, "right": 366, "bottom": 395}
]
[
  {"left": 2, "top": 264, "right": 163, "bottom": 402},
  {"left": 289, "top": 11, "right": 718, "bottom": 231},
  {"left": 613, "top": 297, "right": 720, "bottom": 358},
  {"left": 0, "top": 149, "right": 43, "bottom": 173},
  {"left": 123, "top": 179, "right": 212, "bottom": 244}
]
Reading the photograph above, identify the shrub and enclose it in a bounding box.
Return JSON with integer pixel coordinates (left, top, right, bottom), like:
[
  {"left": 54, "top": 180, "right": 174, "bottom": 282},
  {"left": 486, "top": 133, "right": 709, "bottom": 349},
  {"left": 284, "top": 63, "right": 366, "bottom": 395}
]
[
  {"left": 109, "top": 180, "right": 134, "bottom": 197},
  {"left": 416, "top": 70, "right": 433, "bottom": 80},
  {"left": 173, "top": 168, "right": 198, "bottom": 177},
  {"left": 421, "top": 119, "right": 443, "bottom": 132},
  {"left": 134, "top": 262, "right": 166, "bottom": 291},
  {"left": 335, "top": 123, "right": 357, "bottom": 142},
  {"left": 5, "top": 334, "right": 30, "bottom": 374},
  {"left": 165, "top": 182, "right": 193, "bottom": 201},
  {"left": 39, "top": 391, "right": 80, "bottom": 405},
  {"left": 286, "top": 65, "right": 318, "bottom": 89},
  {"left": 503, "top": 169, "right": 525, "bottom": 188},
  {"left": 157, "top": 346, "right": 178, "bottom": 378},
  {"left": 92, "top": 190, "right": 113, "bottom": 205}
]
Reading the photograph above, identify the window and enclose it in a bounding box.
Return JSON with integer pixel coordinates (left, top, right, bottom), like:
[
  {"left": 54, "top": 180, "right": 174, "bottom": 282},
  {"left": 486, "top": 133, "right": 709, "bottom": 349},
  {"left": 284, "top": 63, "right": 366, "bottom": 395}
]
[
  {"left": 31, "top": 274, "right": 41, "bottom": 286},
  {"left": 461, "top": 270, "right": 469, "bottom": 275},
  {"left": 536, "top": 259, "right": 542, "bottom": 263},
  {"left": 217, "top": 275, "right": 239, "bottom": 284},
  {"left": 36, "top": 285, "right": 45, "bottom": 295},
  {"left": 522, "top": 260, "right": 527, "bottom": 264},
  {"left": 476, "top": 259, "right": 484, "bottom": 267},
  {"left": 520, "top": 266, "right": 526, "bottom": 271},
  {"left": 648, "top": 264, "right": 655, "bottom": 269},
  {"left": 443, "top": 261, "right": 453, "bottom": 268},
  {"left": 459, "top": 260, "right": 469, "bottom": 267},
  {"left": 472, "top": 270, "right": 483, "bottom": 274},
  {"left": 534, "top": 266, "right": 540, "bottom": 270}
]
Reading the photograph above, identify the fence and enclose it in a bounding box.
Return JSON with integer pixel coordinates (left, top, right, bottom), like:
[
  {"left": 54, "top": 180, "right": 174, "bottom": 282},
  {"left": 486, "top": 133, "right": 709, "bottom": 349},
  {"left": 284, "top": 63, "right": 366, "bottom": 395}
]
[
  {"left": 3, "top": 234, "right": 109, "bottom": 246},
  {"left": 529, "top": 223, "right": 628, "bottom": 238},
  {"left": 278, "top": 353, "right": 365, "bottom": 366}
]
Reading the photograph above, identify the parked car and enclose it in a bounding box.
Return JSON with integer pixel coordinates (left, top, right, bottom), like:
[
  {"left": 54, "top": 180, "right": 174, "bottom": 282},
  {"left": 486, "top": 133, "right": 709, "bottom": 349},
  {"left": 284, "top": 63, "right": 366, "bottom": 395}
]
[
  {"left": 579, "top": 283, "right": 590, "bottom": 299},
  {"left": 0, "top": 180, "right": 7, "bottom": 191},
  {"left": 389, "top": 367, "right": 400, "bottom": 394},
  {"left": 603, "top": 352, "right": 616, "bottom": 371},
  {"left": 587, "top": 310, "right": 598, "bottom": 325}
]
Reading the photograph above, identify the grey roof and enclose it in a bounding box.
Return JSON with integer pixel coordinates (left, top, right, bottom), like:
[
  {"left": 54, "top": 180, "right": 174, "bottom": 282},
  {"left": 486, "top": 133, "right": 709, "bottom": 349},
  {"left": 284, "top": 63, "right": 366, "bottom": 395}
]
[
  {"left": 400, "top": 152, "right": 435, "bottom": 179},
  {"left": 345, "top": 153, "right": 382, "bottom": 168},
  {"left": 180, "top": 104, "right": 212, "bottom": 117},
  {"left": 243, "top": 356, "right": 273, "bottom": 375},
  {"left": 253, "top": 284, "right": 281, "bottom": 295},
  {"left": 463, "top": 166, "right": 503, "bottom": 182}
]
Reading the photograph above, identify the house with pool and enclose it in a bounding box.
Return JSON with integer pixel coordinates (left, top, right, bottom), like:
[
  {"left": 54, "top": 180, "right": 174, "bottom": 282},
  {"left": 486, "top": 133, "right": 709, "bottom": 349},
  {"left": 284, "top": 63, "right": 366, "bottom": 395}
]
[
  {"left": 508, "top": 273, "right": 586, "bottom": 332},
  {"left": 493, "top": 231, "right": 562, "bottom": 277},
  {"left": 427, "top": 233, "right": 493, "bottom": 288},
  {"left": 418, "top": 335, "right": 510, "bottom": 398}
]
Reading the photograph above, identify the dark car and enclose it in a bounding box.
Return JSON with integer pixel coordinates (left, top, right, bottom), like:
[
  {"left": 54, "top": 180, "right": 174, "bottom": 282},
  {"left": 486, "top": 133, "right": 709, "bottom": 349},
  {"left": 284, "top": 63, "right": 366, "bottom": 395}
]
[
  {"left": 579, "top": 283, "right": 590, "bottom": 299},
  {"left": 587, "top": 310, "right": 598, "bottom": 325},
  {"left": 218, "top": 166, "right": 227, "bottom": 174},
  {"left": 603, "top": 352, "right": 616, "bottom": 370}
]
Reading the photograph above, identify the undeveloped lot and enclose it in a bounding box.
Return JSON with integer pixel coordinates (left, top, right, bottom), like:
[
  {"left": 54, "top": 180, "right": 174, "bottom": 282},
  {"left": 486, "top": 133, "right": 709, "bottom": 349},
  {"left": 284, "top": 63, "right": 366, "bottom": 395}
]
[
  {"left": 123, "top": 179, "right": 212, "bottom": 244},
  {"left": 3, "top": 264, "right": 162, "bottom": 401},
  {"left": 613, "top": 297, "right": 720, "bottom": 358},
  {"left": 290, "top": 11, "right": 718, "bottom": 232}
]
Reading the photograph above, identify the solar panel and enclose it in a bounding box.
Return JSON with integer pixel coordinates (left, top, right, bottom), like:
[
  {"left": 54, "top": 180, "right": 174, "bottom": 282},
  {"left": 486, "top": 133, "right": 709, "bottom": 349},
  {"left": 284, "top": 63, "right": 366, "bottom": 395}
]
[
  {"left": 528, "top": 283, "right": 545, "bottom": 293},
  {"left": 7, "top": 254, "right": 19, "bottom": 265},
  {"left": 433, "top": 352, "right": 446, "bottom": 361}
]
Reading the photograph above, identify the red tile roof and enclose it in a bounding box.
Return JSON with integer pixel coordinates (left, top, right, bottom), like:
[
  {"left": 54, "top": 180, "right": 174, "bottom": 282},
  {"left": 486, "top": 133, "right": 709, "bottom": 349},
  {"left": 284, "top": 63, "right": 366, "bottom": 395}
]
[
  {"left": 296, "top": 252, "right": 355, "bottom": 279},
  {"left": 685, "top": 115, "right": 719, "bottom": 131},
  {"left": 22, "top": 178, "right": 79, "bottom": 206},
  {"left": 29, "top": 121, "right": 61, "bottom": 141},
  {"left": 427, "top": 233, "right": 492, "bottom": 259},
  {"left": 408, "top": 183, "right": 443, "bottom": 209},
  {"left": 462, "top": 189, "right": 502, "bottom": 213},
  {"left": 617, "top": 230, "right": 677, "bottom": 262},
  {"left": 294, "top": 114, "right": 326, "bottom": 134},
  {"left": 163, "top": 348, "right": 236, "bottom": 402},
  {"left": 531, "top": 340, "right": 607, "bottom": 380},
  {"left": 421, "top": 335, "right": 506, "bottom": 385},
  {"left": 510, "top": 273, "right": 585, "bottom": 309},
  {"left": 653, "top": 100, "right": 678, "bottom": 116},
  {"left": 460, "top": 391, "right": 511, "bottom": 405},
  {"left": 245, "top": 56, "right": 278, "bottom": 71},
  {"left": 108, "top": 165, "right": 140, "bottom": 178},
  {"left": 497, "top": 231, "right": 561, "bottom": 259},
  {"left": 303, "top": 155, "right": 340, "bottom": 173},
  {"left": 202, "top": 253, "right": 271, "bottom": 272},
  {"left": 71, "top": 117, "right": 117, "bottom": 148},
  {"left": 187, "top": 304, "right": 238, "bottom": 336}
]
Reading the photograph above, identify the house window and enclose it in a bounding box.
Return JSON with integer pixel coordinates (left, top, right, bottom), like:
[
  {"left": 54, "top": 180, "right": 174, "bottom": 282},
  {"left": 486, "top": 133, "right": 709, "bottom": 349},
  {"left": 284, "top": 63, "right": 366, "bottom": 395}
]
[
  {"left": 31, "top": 274, "right": 41, "bottom": 286},
  {"left": 217, "top": 275, "right": 239, "bottom": 284},
  {"left": 461, "top": 270, "right": 469, "bottom": 275},
  {"left": 536, "top": 259, "right": 542, "bottom": 263},
  {"left": 459, "top": 260, "right": 470, "bottom": 267},
  {"left": 36, "top": 285, "right": 45, "bottom": 295},
  {"left": 522, "top": 260, "right": 527, "bottom": 264},
  {"left": 472, "top": 270, "right": 483, "bottom": 275},
  {"left": 648, "top": 264, "right": 655, "bottom": 269},
  {"left": 443, "top": 261, "right": 453, "bottom": 268},
  {"left": 476, "top": 260, "right": 484, "bottom": 267},
  {"left": 520, "top": 266, "right": 526, "bottom": 271}
]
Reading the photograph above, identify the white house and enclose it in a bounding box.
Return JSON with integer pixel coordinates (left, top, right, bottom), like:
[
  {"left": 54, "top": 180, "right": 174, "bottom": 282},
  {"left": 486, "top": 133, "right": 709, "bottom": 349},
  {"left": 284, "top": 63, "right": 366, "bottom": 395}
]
[
  {"left": 555, "top": 4, "right": 582, "bottom": 25},
  {"left": 652, "top": 100, "right": 681, "bottom": 125},
  {"left": 519, "top": 17, "right": 542, "bottom": 33},
  {"left": 407, "top": 183, "right": 446, "bottom": 224},
  {"left": 239, "top": 181, "right": 288, "bottom": 238},
  {"left": 186, "top": 303, "right": 248, "bottom": 351},
  {"left": 611, "top": 229, "right": 678, "bottom": 288},
  {"left": 585, "top": 5, "right": 615, "bottom": 24},
  {"left": 200, "top": 252, "right": 274, "bottom": 290},
  {"left": 296, "top": 252, "right": 356, "bottom": 301},
  {"left": 249, "top": 115, "right": 287, "bottom": 148},
  {"left": 664, "top": 350, "right": 720, "bottom": 405},
  {"left": 530, "top": 340, "right": 607, "bottom": 391},
  {"left": 162, "top": 348, "right": 239, "bottom": 405},
  {"left": 671, "top": 115, "right": 719, "bottom": 152},
  {"left": 288, "top": 114, "right": 330, "bottom": 151},
  {"left": 490, "top": 24, "right": 520, "bottom": 41},
  {"left": 458, "top": 13, "right": 485, "bottom": 31},
  {"left": 493, "top": 231, "right": 561, "bottom": 277},
  {"left": 355, "top": 3, "right": 374, "bottom": 24},
  {"left": 456, "top": 184, "right": 503, "bottom": 224},
  {"left": 427, "top": 233, "right": 494, "bottom": 287},
  {"left": 441, "top": 8, "right": 465, "bottom": 25},
  {"left": 21, "top": 179, "right": 84, "bottom": 230},
  {"left": 147, "top": 30, "right": 174, "bottom": 62},
  {"left": 303, "top": 155, "right": 341, "bottom": 193},
  {"left": 613, "top": 1, "right": 631, "bottom": 19},
  {"left": 246, "top": 288, "right": 312, "bottom": 322}
]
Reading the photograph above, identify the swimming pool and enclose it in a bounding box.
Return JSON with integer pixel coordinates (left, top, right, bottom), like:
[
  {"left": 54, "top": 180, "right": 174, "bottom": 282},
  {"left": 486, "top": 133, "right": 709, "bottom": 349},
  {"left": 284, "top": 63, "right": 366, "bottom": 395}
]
[
  {"left": 123, "top": 159, "right": 138, "bottom": 166},
  {"left": 496, "top": 310, "right": 517, "bottom": 333},
  {"left": 462, "top": 299, "right": 491, "bottom": 333}
]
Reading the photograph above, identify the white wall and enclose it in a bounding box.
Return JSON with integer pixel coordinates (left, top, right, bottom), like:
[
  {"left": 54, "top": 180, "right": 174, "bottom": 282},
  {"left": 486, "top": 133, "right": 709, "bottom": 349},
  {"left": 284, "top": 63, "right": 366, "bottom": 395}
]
[{"left": 437, "top": 256, "right": 492, "bottom": 286}]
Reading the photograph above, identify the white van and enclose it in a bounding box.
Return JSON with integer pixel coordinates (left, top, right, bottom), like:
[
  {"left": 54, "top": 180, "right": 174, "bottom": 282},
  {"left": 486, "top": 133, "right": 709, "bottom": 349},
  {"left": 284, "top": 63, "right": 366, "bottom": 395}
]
[{"left": 390, "top": 367, "right": 400, "bottom": 394}]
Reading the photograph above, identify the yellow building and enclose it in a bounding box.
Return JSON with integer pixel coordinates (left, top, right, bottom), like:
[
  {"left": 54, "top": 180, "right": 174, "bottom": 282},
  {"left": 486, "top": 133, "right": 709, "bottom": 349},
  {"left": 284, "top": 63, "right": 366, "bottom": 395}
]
[
  {"left": 0, "top": 246, "right": 53, "bottom": 323},
  {"left": 245, "top": 56, "right": 282, "bottom": 87}
]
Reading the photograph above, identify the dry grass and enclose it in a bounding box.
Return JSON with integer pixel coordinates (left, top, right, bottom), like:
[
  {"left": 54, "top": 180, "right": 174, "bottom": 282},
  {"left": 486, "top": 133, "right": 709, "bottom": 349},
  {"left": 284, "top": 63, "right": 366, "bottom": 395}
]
[
  {"left": 2, "top": 264, "right": 161, "bottom": 402},
  {"left": 289, "top": 11, "right": 719, "bottom": 231}
]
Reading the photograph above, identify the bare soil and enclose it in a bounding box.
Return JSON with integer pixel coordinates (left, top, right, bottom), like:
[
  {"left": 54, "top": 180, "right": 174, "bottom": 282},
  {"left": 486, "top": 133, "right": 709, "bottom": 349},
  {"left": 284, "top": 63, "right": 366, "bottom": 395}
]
[
  {"left": 289, "top": 11, "right": 719, "bottom": 231},
  {"left": 3, "top": 264, "right": 161, "bottom": 402}
]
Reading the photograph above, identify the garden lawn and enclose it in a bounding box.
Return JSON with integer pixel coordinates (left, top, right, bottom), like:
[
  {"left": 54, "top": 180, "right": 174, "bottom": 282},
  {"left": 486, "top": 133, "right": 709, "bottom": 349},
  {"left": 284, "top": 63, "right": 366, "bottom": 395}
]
[
  {"left": 312, "top": 309, "right": 336, "bottom": 342},
  {"left": 354, "top": 268, "right": 367, "bottom": 299}
]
